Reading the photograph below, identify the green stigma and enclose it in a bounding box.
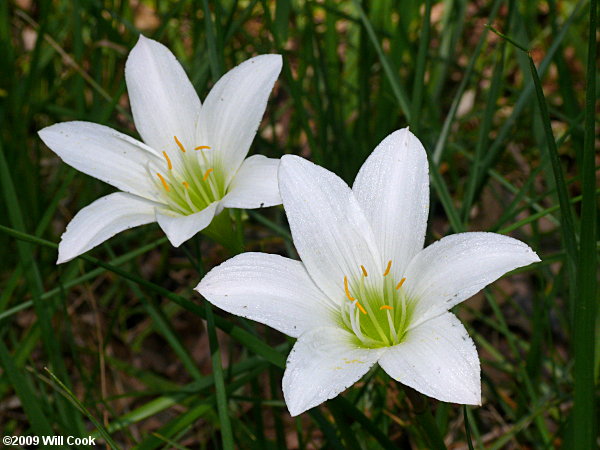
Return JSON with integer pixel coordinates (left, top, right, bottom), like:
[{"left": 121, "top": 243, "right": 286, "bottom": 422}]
[
  {"left": 152, "top": 136, "right": 226, "bottom": 215},
  {"left": 340, "top": 260, "right": 414, "bottom": 349}
]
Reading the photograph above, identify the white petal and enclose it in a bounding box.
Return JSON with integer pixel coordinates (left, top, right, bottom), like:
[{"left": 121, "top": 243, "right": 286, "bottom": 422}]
[
  {"left": 125, "top": 35, "right": 201, "bottom": 152},
  {"left": 196, "top": 54, "right": 282, "bottom": 179},
  {"left": 57, "top": 192, "right": 158, "bottom": 264},
  {"left": 379, "top": 312, "right": 481, "bottom": 405},
  {"left": 39, "top": 121, "right": 162, "bottom": 201},
  {"left": 196, "top": 253, "right": 335, "bottom": 338},
  {"left": 155, "top": 202, "right": 218, "bottom": 247},
  {"left": 352, "top": 128, "right": 429, "bottom": 278},
  {"left": 405, "top": 232, "right": 541, "bottom": 326},
  {"left": 283, "top": 327, "right": 383, "bottom": 416},
  {"left": 221, "top": 155, "right": 281, "bottom": 209},
  {"left": 278, "top": 155, "right": 382, "bottom": 302}
]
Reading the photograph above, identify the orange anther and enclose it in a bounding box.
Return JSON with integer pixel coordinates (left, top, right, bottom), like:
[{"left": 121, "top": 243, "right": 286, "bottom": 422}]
[
  {"left": 344, "top": 276, "right": 355, "bottom": 301},
  {"left": 162, "top": 151, "right": 172, "bottom": 170},
  {"left": 195, "top": 145, "right": 211, "bottom": 150},
  {"left": 396, "top": 277, "right": 406, "bottom": 290},
  {"left": 203, "top": 168, "right": 214, "bottom": 181},
  {"left": 383, "top": 260, "right": 392, "bottom": 276},
  {"left": 360, "top": 265, "right": 368, "bottom": 277},
  {"left": 156, "top": 173, "right": 170, "bottom": 192},
  {"left": 380, "top": 305, "right": 393, "bottom": 310},
  {"left": 174, "top": 136, "right": 186, "bottom": 152}
]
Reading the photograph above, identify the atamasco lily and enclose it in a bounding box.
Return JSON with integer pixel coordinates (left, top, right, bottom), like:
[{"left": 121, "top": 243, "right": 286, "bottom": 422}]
[
  {"left": 39, "top": 36, "right": 282, "bottom": 263},
  {"left": 196, "top": 128, "right": 540, "bottom": 416}
]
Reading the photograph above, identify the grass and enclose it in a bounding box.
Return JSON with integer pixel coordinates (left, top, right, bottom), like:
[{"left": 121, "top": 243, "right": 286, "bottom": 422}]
[{"left": 0, "top": 0, "right": 598, "bottom": 448}]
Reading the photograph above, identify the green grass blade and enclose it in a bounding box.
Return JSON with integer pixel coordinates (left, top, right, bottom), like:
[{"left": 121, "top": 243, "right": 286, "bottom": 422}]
[
  {"left": 44, "top": 368, "right": 120, "bottom": 449},
  {"left": 202, "top": 0, "right": 223, "bottom": 78},
  {"left": 431, "top": 0, "right": 504, "bottom": 164},
  {"left": 0, "top": 340, "right": 54, "bottom": 436},
  {"left": 0, "top": 139, "right": 84, "bottom": 433},
  {"left": 409, "top": 0, "right": 432, "bottom": 135},
  {"left": 460, "top": 42, "right": 505, "bottom": 223},
  {"left": 351, "top": 0, "right": 411, "bottom": 121},
  {"left": 205, "top": 302, "right": 235, "bottom": 450},
  {"left": 573, "top": 0, "right": 598, "bottom": 446}
]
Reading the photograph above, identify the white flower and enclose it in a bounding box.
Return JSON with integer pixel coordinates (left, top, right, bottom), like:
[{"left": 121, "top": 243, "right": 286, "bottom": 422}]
[
  {"left": 196, "top": 128, "right": 540, "bottom": 416},
  {"left": 39, "top": 36, "right": 283, "bottom": 263}
]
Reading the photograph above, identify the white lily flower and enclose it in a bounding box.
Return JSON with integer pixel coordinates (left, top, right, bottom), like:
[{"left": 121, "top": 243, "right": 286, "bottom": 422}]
[
  {"left": 39, "top": 36, "right": 283, "bottom": 263},
  {"left": 196, "top": 128, "right": 540, "bottom": 416}
]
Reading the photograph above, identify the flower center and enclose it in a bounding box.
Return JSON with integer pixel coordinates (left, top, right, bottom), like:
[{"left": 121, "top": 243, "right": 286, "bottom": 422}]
[
  {"left": 151, "top": 136, "right": 226, "bottom": 215},
  {"left": 340, "top": 260, "right": 414, "bottom": 348}
]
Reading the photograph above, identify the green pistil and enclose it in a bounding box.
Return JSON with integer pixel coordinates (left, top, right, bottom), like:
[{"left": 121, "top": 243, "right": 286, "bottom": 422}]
[
  {"left": 154, "top": 143, "right": 226, "bottom": 215},
  {"left": 341, "top": 267, "right": 414, "bottom": 349}
]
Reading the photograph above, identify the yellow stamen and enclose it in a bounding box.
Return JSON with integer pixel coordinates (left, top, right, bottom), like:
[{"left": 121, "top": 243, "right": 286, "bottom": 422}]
[
  {"left": 174, "top": 136, "right": 186, "bottom": 152},
  {"left": 203, "top": 168, "right": 214, "bottom": 181},
  {"left": 156, "top": 173, "right": 170, "bottom": 192},
  {"left": 162, "top": 151, "right": 172, "bottom": 170},
  {"left": 360, "top": 265, "right": 368, "bottom": 277},
  {"left": 344, "top": 276, "right": 355, "bottom": 301},
  {"left": 396, "top": 277, "right": 406, "bottom": 290},
  {"left": 356, "top": 302, "right": 367, "bottom": 314},
  {"left": 182, "top": 181, "right": 190, "bottom": 189},
  {"left": 195, "top": 145, "right": 211, "bottom": 150},
  {"left": 383, "top": 260, "right": 392, "bottom": 276},
  {"left": 380, "top": 305, "right": 393, "bottom": 310}
]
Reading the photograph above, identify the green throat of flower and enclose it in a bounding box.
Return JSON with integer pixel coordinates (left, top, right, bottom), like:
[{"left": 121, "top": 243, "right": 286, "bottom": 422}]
[
  {"left": 151, "top": 136, "right": 226, "bottom": 215},
  {"left": 340, "top": 260, "right": 414, "bottom": 349}
]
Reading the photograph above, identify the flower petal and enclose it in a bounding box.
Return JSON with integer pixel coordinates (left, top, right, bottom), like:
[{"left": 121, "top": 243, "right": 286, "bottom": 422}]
[
  {"left": 155, "top": 202, "right": 219, "bottom": 247},
  {"left": 404, "top": 232, "right": 541, "bottom": 326},
  {"left": 352, "top": 128, "right": 429, "bottom": 278},
  {"left": 221, "top": 155, "right": 281, "bottom": 209},
  {"left": 196, "top": 54, "right": 282, "bottom": 179},
  {"left": 196, "top": 253, "right": 336, "bottom": 338},
  {"left": 125, "top": 35, "right": 201, "bottom": 152},
  {"left": 39, "top": 121, "right": 162, "bottom": 201},
  {"left": 283, "top": 327, "right": 383, "bottom": 416},
  {"left": 278, "top": 155, "right": 382, "bottom": 302},
  {"left": 57, "top": 192, "right": 158, "bottom": 264},
  {"left": 379, "top": 312, "right": 481, "bottom": 405}
]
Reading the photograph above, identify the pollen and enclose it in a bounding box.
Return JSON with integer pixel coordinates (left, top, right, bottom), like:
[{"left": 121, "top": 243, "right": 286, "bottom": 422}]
[
  {"left": 195, "top": 145, "right": 211, "bottom": 150},
  {"left": 182, "top": 181, "right": 190, "bottom": 189},
  {"left": 174, "top": 135, "right": 186, "bottom": 152},
  {"left": 380, "top": 305, "right": 393, "bottom": 310},
  {"left": 203, "top": 168, "right": 214, "bottom": 181},
  {"left": 156, "top": 172, "right": 170, "bottom": 192},
  {"left": 396, "top": 277, "right": 406, "bottom": 290},
  {"left": 383, "top": 260, "right": 392, "bottom": 276},
  {"left": 162, "top": 151, "right": 172, "bottom": 170},
  {"left": 343, "top": 276, "right": 355, "bottom": 301},
  {"left": 360, "top": 265, "right": 368, "bottom": 277},
  {"left": 355, "top": 301, "right": 367, "bottom": 314}
]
